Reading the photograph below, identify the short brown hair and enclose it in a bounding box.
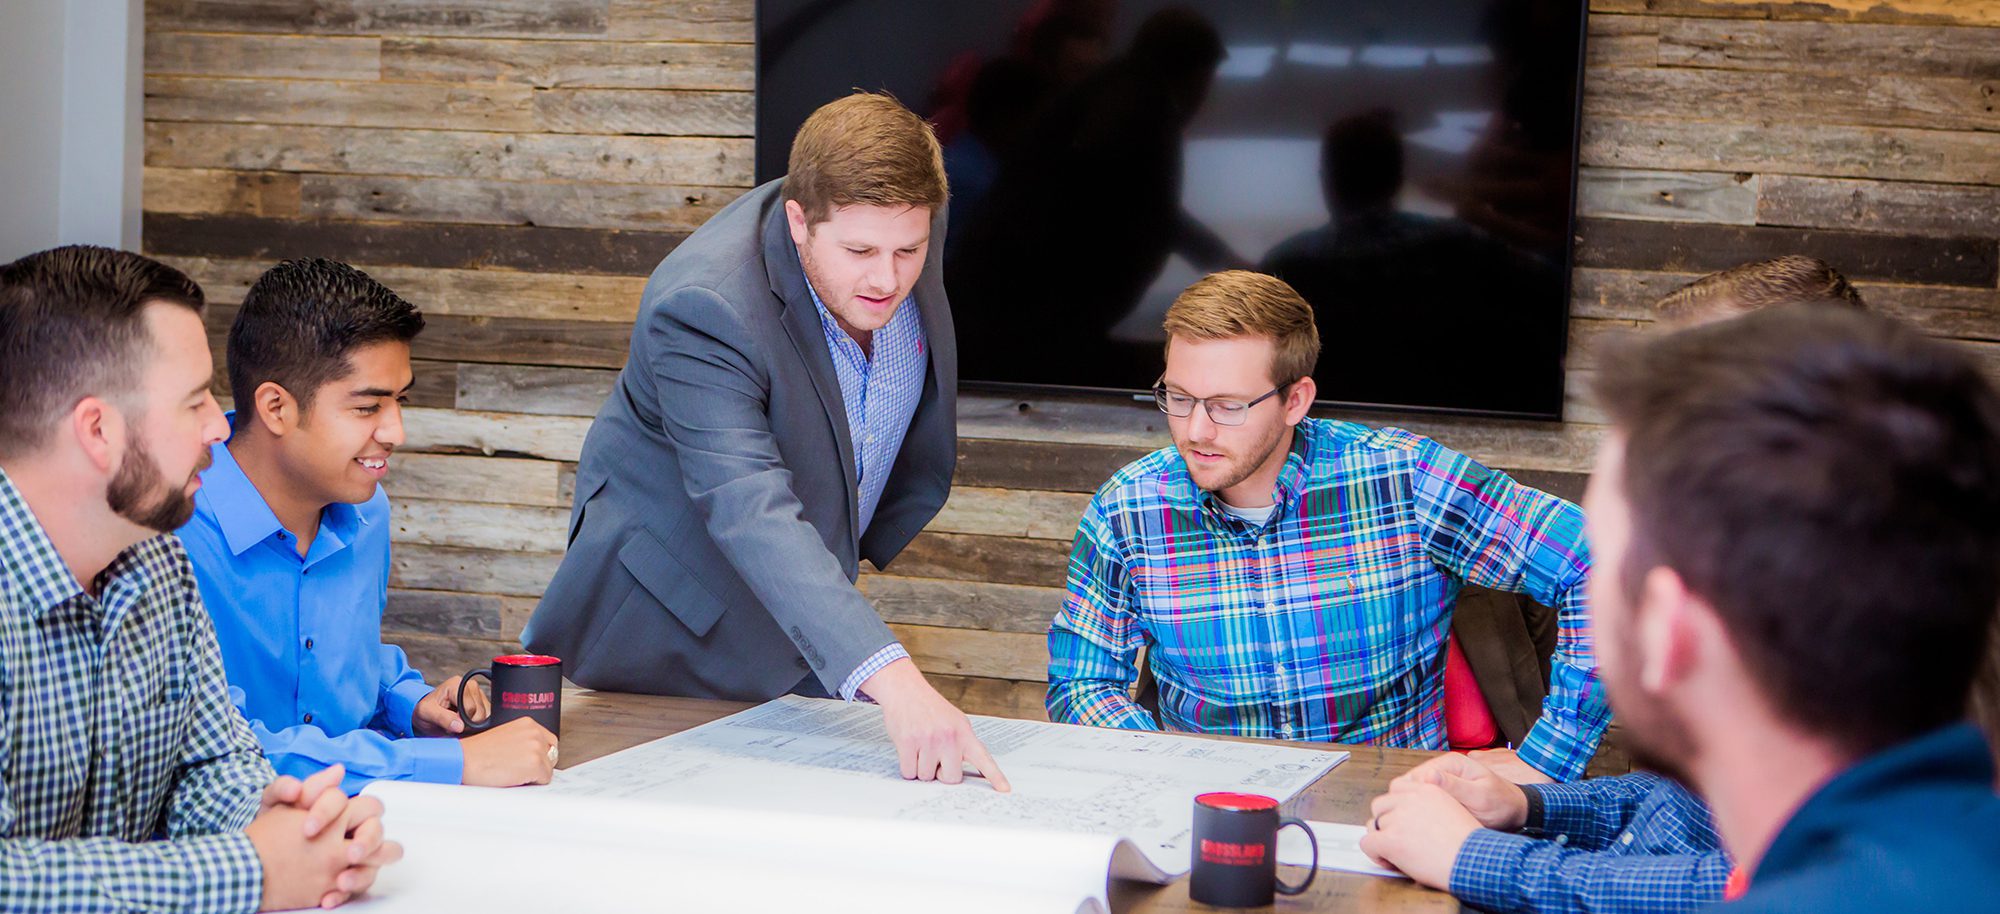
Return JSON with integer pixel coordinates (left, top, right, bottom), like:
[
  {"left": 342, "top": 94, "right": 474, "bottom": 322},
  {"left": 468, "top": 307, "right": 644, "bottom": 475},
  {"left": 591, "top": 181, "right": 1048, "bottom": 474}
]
[
  {"left": 1594, "top": 306, "right": 2000, "bottom": 757},
  {"left": 783, "top": 92, "right": 947, "bottom": 226},
  {"left": 1163, "top": 271, "right": 1320, "bottom": 387},
  {"left": 1653, "top": 255, "right": 1865, "bottom": 327},
  {"left": 0, "top": 245, "right": 205, "bottom": 459}
]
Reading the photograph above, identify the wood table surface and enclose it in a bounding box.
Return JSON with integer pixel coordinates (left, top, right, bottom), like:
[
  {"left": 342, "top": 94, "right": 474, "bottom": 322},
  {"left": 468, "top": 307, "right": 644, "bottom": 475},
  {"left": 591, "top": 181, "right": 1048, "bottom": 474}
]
[{"left": 556, "top": 689, "right": 1461, "bottom": 913}]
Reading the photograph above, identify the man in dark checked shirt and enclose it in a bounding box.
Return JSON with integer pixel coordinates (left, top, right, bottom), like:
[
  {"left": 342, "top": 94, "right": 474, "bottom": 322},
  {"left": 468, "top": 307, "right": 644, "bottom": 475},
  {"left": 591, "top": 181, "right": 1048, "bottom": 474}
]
[{"left": 0, "top": 246, "right": 401, "bottom": 912}]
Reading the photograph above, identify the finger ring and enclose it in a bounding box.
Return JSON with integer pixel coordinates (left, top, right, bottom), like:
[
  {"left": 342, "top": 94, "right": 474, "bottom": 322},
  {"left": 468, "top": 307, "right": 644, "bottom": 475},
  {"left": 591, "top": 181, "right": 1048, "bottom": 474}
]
[{"left": 547, "top": 745, "right": 560, "bottom": 767}]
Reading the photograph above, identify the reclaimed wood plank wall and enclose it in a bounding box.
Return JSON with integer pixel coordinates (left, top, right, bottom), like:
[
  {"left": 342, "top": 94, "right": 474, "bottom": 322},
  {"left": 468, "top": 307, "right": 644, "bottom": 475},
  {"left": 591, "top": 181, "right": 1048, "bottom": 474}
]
[{"left": 142, "top": 0, "right": 2000, "bottom": 722}]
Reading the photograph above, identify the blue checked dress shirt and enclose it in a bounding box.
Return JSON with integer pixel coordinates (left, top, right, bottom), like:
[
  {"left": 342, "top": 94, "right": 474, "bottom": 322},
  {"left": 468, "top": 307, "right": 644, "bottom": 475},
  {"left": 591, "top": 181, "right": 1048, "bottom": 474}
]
[
  {"left": 806, "top": 283, "right": 928, "bottom": 700},
  {"left": 178, "top": 439, "right": 461, "bottom": 794},
  {"left": 1047, "top": 418, "right": 1609, "bottom": 777},
  {"left": 1451, "top": 772, "right": 1728, "bottom": 913},
  {"left": 0, "top": 467, "right": 274, "bottom": 914}
]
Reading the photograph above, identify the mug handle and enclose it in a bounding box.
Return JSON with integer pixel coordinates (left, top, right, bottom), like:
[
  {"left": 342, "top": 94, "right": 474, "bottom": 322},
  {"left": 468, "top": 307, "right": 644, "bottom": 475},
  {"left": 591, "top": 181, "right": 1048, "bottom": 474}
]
[
  {"left": 457, "top": 668, "right": 493, "bottom": 733},
  {"left": 1275, "top": 817, "right": 1317, "bottom": 896}
]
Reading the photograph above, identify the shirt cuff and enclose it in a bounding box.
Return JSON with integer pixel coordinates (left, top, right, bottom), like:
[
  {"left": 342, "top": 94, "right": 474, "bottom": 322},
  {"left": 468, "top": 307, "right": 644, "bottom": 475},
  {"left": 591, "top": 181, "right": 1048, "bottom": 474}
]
[
  {"left": 1448, "top": 828, "right": 1539, "bottom": 914},
  {"left": 404, "top": 735, "right": 467, "bottom": 786},
  {"left": 841, "top": 643, "right": 910, "bottom": 702},
  {"left": 173, "top": 831, "right": 266, "bottom": 914},
  {"left": 382, "top": 677, "right": 436, "bottom": 738}
]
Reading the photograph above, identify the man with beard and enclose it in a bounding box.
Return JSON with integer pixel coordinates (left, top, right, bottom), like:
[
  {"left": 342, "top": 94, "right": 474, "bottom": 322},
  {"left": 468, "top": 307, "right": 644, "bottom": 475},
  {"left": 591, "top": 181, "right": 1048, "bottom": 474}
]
[
  {"left": 179, "top": 259, "right": 557, "bottom": 794},
  {"left": 522, "top": 92, "right": 1010, "bottom": 790},
  {"left": 1046, "top": 271, "right": 1605, "bottom": 779},
  {"left": 1363, "top": 306, "right": 2000, "bottom": 909},
  {"left": 0, "top": 246, "right": 401, "bottom": 912}
]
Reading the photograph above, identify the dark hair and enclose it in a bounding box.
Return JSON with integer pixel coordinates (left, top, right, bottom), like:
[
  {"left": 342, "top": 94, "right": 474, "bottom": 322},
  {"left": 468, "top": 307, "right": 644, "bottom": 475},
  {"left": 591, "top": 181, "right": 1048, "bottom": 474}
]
[
  {"left": 1654, "top": 255, "right": 1865, "bottom": 326},
  {"left": 0, "top": 245, "right": 205, "bottom": 459},
  {"left": 227, "top": 259, "right": 424, "bottom": 429},
  {"left": 1324, "top": 109, "right": 1404, "bottom": 212},
  {"left": 1595, "top": 306, "right": 2000, "bottom": 757}
]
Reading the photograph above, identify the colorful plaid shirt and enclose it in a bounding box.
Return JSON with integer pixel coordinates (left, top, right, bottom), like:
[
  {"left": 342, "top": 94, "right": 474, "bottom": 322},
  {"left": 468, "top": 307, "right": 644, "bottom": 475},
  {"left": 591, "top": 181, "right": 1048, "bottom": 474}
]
[
  {"left": 1451, "top": 772, "right": 1728, "bottom": 914},
  {"left": 0, "top": 468, "right": 273, "bottom": 914},
  {"left": 1046, "top": 418, "right": 1608, "bottom": 777}
]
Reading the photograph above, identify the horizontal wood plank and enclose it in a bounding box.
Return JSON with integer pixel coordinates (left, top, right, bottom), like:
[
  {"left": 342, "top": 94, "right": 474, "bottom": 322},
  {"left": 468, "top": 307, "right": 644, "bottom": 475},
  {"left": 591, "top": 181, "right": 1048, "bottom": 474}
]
[
  {"left": 380, "top": 37, "right": 752, "bottom": 89},
  {"left": 1587, "top": 0, "right": 2000, "bottom": 28},
  {"left": 144, "top": 213, "right": 681, "bottom": 276},
  {"left": 955, "top": 438, "right": 1155, "bottom": 493},
  {"left": 1581, "top": 117, "right": 2000, "bottom": 186},
  {"left": 391, "top": 497, "right": 569, "bottom": 552},
  {"left": 1574, "top": 216, "right": 1999, "bottom": 287},
  {"left": 145, "top": 0, "right": 611, "bottom": 38},
  {"left": 888, "top": 623, "right": 1049, "bottom": 683},
  {"left": 408, "top": 357, "right": 460, "bottom": 408},
  {"left": 926, "top": 674, "right": 1048, "bottom": 721},
  {"left": 1586, "top": 14, "right": 1660, "bottom": 68},
  {"left": 146, "top": 122, "right": 755, "bottom": 187},
  {"left": 298, "top": 173, "right": 739, "bottom": 232},
  {"left": 385, "top": 633, "right": 520, "bottom": 685},
  {"left": 927, "top": 486, "right": 1090, "bottom": 542},
  {"left": 412, "top": 313, "right": 633, "bottom": 369},
  {"left": 533, "top": 88, "right": 753, "bottom": 136},
  {"left": 146, "top": 31, "right": 383, "bottom": 80},
  {"left": 391, "top": 542, "right": 561, "bottom": 597},
  {"left": 145, "top": 76, "right": 536, "bottom": 132},
  {"left": 1567, "top": 315, "right": 2000, "bottom": 380},
  {"left": 456, "top": 363, "right": 618, "bottom": 416},
  {"left": 605, "top": 0, "right": 753, "bottom": 42},
  {"left": 383, "top": 588, "right": 504, "bottom": 638},
  {"left": 1577, "top": 167, "right": 1757, "bottom": 224},
  {"left": 1756, "top": 174, "right": 2000, "bottom": 239},
  {"left": 382, "top": 453, "right": 566, "bottom": 507},
  {"left": 1583, "top": 65, "right": 2000, "bottom": 133},
  {"left": 857, "top": 575, "right": 1063, "bottom": 636},
  {"left": 143, "top": 167, "right": 301, "bottom": 218},
  {"left": 883, "top": 532, "right": 1072, "bottom": 589},
  {"left": 161, "top": 255, "right": 645, "bottom": 321},
  {"left": 401, "top": 407, "right": 593, "bottom": 462},
  {"left": 1572, "top": 267, "right": 2000, "bottom": 341},
  {"left": 1654, "top": 17, "right": 2000, "bottom": 78}
]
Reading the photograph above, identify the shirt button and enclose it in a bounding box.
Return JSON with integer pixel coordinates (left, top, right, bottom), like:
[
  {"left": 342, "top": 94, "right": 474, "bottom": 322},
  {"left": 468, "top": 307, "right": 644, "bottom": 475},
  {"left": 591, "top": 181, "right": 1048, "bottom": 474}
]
[
  {"left": 304, "top": 638, "right": 314, "bottom": 650},
  {"left": 303, "top": 713, "right": 314, "bottom": 724},
  {"left": 1620, "top": 832, "right": 1634, "bottom": 845}
]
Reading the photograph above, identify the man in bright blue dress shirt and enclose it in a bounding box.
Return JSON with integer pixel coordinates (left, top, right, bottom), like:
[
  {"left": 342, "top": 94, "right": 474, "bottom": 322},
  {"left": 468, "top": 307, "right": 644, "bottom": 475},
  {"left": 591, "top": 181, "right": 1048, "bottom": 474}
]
[{"left": 179, "top": 259, "right": 557, "bottom": 794}]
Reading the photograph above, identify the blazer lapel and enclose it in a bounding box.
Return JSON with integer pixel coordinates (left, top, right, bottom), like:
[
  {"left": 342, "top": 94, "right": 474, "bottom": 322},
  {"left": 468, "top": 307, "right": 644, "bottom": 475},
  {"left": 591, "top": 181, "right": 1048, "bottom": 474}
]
[{"left": 763, "top": 199, "right": 861, "bottom": 537}]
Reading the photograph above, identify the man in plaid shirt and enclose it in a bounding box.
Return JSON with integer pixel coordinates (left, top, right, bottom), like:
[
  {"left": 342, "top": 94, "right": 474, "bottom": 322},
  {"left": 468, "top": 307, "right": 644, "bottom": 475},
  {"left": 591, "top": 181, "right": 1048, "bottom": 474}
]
[
  {"left": 0, "top": 246, "right": 401, "bottom": 912},
  {"left": 1046, "top": 270, "right": 1607, "bottom": 779}
]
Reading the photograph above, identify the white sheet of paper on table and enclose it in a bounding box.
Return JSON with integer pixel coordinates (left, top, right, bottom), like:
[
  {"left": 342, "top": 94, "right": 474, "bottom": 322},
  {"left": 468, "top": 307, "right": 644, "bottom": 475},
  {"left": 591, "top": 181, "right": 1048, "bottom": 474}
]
[{"left": 1277, "top": 821, "right": 1408, "bottom": 879}]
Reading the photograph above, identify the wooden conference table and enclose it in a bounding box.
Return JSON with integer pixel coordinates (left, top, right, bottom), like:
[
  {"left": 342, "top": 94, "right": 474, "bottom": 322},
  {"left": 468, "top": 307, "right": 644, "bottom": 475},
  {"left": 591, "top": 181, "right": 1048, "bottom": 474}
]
[{"left": 557, "top": 690, "right": 1461, "bottom": 913}]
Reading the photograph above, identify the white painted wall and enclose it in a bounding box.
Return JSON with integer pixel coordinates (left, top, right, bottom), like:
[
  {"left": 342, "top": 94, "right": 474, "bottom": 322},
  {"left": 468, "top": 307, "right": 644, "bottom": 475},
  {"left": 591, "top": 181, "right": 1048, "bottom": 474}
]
[{"left": 0, "top": 0, "right": 144, "bottom": 263}]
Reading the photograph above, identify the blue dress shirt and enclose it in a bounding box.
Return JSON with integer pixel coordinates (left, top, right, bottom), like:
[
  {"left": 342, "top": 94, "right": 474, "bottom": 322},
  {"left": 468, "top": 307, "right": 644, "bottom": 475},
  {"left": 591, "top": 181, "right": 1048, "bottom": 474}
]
[
  {"left": 807, "top": 283, "right": 928, "bottom": 700},
  {"left": 178, "top": 438, "right": 461, "bottom": 793},
  {"left": 1450, "top": 771, "right": 1729, "bottom": 913}
]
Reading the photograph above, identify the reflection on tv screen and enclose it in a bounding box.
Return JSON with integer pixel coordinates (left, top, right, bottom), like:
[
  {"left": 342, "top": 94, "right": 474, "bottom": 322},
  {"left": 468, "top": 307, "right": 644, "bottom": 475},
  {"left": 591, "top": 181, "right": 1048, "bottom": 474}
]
[{"left": 759, "top": 0, "right": 1585, "bottom": 419}]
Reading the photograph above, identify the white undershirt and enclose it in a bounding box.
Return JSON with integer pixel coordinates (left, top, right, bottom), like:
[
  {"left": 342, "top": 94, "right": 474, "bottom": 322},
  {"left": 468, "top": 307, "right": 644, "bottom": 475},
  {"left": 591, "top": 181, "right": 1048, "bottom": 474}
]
[{"left": 1218, "top": 500, "right": 1277, "bottom": 527}]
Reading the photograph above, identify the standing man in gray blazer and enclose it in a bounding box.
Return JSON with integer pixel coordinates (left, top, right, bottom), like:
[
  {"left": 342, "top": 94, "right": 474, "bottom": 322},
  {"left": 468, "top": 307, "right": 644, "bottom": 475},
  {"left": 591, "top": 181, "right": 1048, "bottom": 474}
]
[{"left": 524, "top": 92, "right": 1009, "bottom": 789}]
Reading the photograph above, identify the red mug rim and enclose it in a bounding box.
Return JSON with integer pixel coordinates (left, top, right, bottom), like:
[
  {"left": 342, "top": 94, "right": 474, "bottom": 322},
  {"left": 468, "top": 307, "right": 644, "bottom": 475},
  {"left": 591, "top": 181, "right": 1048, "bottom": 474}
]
[
  {"left": 492, "top": 654, "right": 561, "bottom": 667},
  {"left": 1196, "top": 791, "right": 1280, "bottom": 812}
]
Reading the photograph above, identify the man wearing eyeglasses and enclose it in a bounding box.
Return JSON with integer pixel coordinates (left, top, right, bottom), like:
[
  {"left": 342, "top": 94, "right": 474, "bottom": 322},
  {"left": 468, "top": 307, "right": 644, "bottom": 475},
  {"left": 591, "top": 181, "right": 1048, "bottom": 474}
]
[{"left": 1045, "top": 271, "right": 1606, "bottom": 781}]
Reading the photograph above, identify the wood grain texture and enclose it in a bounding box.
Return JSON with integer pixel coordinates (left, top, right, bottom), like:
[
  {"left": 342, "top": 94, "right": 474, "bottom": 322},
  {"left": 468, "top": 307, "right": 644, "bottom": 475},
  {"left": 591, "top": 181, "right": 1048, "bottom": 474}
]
[
  {"left": 146, "top": 122, "right": 755, "bottom": 187},
  {"left": 1581, "top": 117, "right": 2000, "bottom": 185},
  {"left": 533, "top": 88, "right": 753, "bottom": 136},
  {"left": 1574, "top": 216, "right": 1999, "bottom": 286},
  {"left": 382, "top": 453, "right": 566, "bottom": 507},
  {"left": 1654, "top": 17, "right": 2000, "bottom": 77},
  {"left": 143, "top": 168, "right": 301, "bottom": 218},
  {"left": 1583, "top": 64, "right": 2000, "bottom": 132},
  {"left": 162, "top": 255, "right": 645, "bottom": 321},
  {"left": 857, "top": 575, "right": 1063, "bottom": 637},
  {"left": 391, "top": 497, "right": 570, "bottom": 553},
  {"left": 145, "top": 76, "right": 536, "bottom": 131},
  {"left": 1577, "top": 167, "right": 1757, "bottom": 224},
  {"left": 888, "top": 624, "right": 1049, "bottom": 682},
  {"left": 456, "top": 363, "right": 619, "bottom": 416},
  {"left": 884, "top": 532, "right": 1073, "bottom": 589},
  {"left": 927, "top": 486, "right": 1090, "bottom": 541},
  {"left": 391, "top": 542, "right": 561, "bottom": 597},
  {"left": 1572, "top": 267, "right": 2000, "bottom": 340},
  {"left": 146, "top": 32, "right": 382, "bottom": 79},
  {"left": 1587, "top": 13, "right": 1660, "bottom": 67},
  {"left": 1587, "top": 0, "right": 2000, "bottom": 28},
  {"left": 1757, "top": 174, "right": 2000, "bottom": 239},
  {"left": 298, "top": 174, "right": 739, "bottom": 232},
  {"left": 401, "top": 407, "right": 593, "bottom": 462},
  {"left": 380, "top": 37, "right": 753, "bottom": 89},
  {"left": 604, "top": 0, "right": 752, "bottom": 42},
  {"left": 146, "top": 0, "right": 611, "bottom": 38},
  {"left": 144, "top": 213, "right": 682, "bottom": 276}
]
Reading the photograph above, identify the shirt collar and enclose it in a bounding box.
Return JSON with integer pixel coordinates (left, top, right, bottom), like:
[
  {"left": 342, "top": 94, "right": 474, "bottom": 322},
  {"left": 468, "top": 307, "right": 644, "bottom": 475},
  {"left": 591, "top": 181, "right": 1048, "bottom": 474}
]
[
  {"left": 804, "top": 279, "right": 915, "bottom": 363},
  {"left": 0, "top": 466, "right": 88, "bottom": 617},
  {"left": 1162, "top": 418, "right": 1322, "bottom": 519},
  {"left": 196, "top": 425, "right": 365, "bottom": 559}
]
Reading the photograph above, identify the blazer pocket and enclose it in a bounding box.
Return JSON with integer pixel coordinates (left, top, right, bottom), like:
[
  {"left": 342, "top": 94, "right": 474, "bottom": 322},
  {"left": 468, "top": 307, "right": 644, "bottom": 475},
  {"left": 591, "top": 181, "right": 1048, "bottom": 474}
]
[{"left": 616, "top": 525, "right": 727, "bottom": 639}]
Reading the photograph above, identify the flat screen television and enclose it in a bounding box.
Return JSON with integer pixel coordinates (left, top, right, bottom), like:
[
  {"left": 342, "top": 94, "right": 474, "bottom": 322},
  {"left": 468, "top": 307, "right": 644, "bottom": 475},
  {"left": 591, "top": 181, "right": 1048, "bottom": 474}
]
[{"left": 757, "top": 0, "right": 1587, "bottom": 419}]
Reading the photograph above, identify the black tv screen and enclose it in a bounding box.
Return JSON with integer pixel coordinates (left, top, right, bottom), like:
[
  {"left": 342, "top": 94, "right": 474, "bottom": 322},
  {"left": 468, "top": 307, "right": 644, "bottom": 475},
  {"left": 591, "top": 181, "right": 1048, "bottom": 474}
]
[{"left": 758, "top": 0, "right": 1586, "bottom": 419}]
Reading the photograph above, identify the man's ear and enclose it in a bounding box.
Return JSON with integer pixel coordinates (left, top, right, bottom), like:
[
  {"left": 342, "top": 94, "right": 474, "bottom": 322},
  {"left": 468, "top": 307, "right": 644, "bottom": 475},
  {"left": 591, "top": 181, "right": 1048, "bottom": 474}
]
[
  {"left": 1636, "top": 565, "right": 1705, "bottom": 696},
  {"left": 785, "top": 198, "right": 812, "bottom": 248},
  {"left": 1284, "top": 375, "right": 1316, "bottom": 426},
  {"left": 251, "top": 381, "right": 302, "bottom": 437},
  {"left": 69, "top": 396, "right": 125, "bottom": 475}
]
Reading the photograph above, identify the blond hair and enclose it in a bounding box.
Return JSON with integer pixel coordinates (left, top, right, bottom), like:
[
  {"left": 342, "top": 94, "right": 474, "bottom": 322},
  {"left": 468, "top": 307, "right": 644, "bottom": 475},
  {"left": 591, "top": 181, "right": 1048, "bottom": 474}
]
[
  {"left": 1654, "top": 255, "right": 1866, "bottom": 327},
  {"left": 783, "top": 92, "right": 947, "bottom": 226},
  {"left": 1162, "top": 271, "right": 1320, "bottom": 387}
]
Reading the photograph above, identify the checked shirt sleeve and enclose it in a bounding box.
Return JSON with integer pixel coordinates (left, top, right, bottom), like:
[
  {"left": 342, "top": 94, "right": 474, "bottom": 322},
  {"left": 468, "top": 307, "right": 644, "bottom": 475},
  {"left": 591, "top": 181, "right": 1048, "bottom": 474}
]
[
  {"left": 1450, "top": 828, "right": 1730, "bottom": 914},
  {"left": 1406, "top": 435, "right": 1608, "bottom": 780},
  {"left": 1524, "top": 773, "right": 1661, "bottom": 849},
  {"left": 1046, "top": 493, "right": 1156, "bottom": 729}
]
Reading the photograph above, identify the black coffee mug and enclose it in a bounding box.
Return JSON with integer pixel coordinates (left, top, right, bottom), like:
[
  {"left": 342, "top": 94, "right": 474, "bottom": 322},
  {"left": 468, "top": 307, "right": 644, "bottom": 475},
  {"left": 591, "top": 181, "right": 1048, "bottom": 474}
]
[
  {"left": 1190, "top": 792, "right": 1317, "bottom": 907},
  {"left": 458, "top": 654, "right": 562, "bottom": 736}
]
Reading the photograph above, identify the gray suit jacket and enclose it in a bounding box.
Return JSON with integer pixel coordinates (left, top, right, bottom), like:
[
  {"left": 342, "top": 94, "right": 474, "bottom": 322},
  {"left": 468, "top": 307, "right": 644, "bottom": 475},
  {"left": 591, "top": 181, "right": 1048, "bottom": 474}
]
[{"left": 521, "top": 180, "right": 957, "bottom": 698}]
